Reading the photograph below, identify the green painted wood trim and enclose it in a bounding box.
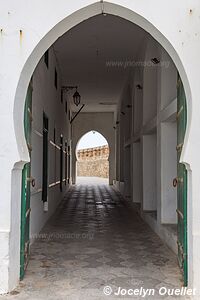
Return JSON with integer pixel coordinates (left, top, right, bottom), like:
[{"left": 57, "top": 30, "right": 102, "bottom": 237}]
[
  {"left": 177, "top": 74, "right": 188, "bottom": 286},
  {"left": 20, "top": 83, "right": 32, "bottom": 279}
]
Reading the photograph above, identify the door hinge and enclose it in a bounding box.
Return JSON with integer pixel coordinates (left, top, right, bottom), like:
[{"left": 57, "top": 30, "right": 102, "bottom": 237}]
[
  {"left": 26, "top": 208, "right": 31, "bottom": 218},
  {"left": 28, "top": 108, "right": 33, "bottom": 121},
  {"left": 176, "top": 143, "right": 183, "bottom": 152},
  {"left": 176, "top": 209, "right": 184, "bottom": 219},
  {"left": 27, "top": 143, "right": 32, "bottom": 152},
  {"left": 176, "top": 106, "right": 183, "bottom": 120},
  {"left": 27, "top": 177, "right": 36, "bottom": 187}
]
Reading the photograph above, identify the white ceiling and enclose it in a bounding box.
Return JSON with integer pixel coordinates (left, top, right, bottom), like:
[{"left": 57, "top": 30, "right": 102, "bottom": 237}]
[{"left": 53, "top": 14, "right": 147, "bottom": 112}]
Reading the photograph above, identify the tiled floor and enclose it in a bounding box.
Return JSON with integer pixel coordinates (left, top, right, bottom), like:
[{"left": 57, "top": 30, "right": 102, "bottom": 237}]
[
  {"left": 1, "top": 183, "right": 190, "bottom": 300},
  {"left": 76, "top": 176, "right": 109, "bottom": 185}
]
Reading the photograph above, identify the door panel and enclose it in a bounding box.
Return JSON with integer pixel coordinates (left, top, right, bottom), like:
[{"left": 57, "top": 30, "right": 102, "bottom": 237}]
[
  {"left": 42, "top": 113, "right": 49, "bottom": 202},
  {"left": 20, "top": 83, "right": 33, "bottom": 279},
  {"left": 177, "top": 75, "right": 187, "bottom": 286},
  {"left": 65, "top": 141, "right": 67, "bottom": 185},
  {"left": 60, "top": 135, "right": 63, "bottom": 191},
  {"left": 67, "top": 145, "right": 71, "bottom": 184}
]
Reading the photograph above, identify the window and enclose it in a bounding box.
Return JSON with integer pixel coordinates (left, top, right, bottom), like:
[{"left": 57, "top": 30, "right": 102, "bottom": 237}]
[
  {"left": 44, "top": 50, "right": 49, "bottom": 68},
  {"left": 61, "top": 90, "right": 63, "bottom": 104},
  {"left": 42, "top": 113, "right": 49, "bottom": 202},
  {"left": 65, "top": 141, "right": 67, "bottom": 185},
  {"left": 60, "top": 135, "right": 63, "bottom": 191},
  {"left": 67, "top": 145, "right": 71, "bottom": 183},
  {"left": 54, "top": 68, "right": 57, "bottom": 89},
  {"left": 65, "top": 101, "right": 68, "bottom": 114},
  {"left": 53, "top": 127, "right": 56, "bottom": 144}
]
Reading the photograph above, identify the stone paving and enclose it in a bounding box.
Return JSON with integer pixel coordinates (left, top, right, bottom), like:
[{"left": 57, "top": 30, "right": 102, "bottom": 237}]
[
  {"left": 1, "top": 183, "right": 191, "bottom": 300},
  {"left": 76, "top": 176, "right": 109, "bottom": 185}
]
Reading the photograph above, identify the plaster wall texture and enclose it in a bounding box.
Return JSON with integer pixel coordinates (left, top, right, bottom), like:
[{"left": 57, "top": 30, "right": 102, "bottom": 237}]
[
  {"left": 114, "top": 42, "right": 179, "bottom": 270},
  {"left": 30, "top": 47, "right": 71, "bottom": 240}
]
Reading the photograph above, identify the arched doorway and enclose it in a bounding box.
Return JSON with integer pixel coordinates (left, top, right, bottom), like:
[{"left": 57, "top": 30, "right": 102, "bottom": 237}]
[
  {"left": 17, "top": 12, "right": 190, "bottom": 288},
  {"left": 19, "top": 16, "right": 189, "bottom": 287},
  {"left": 1, "top": 1, "right": 197, "bottom": 294},
  {"left": 76, "top": 131, "right": 110, "bottom": 185}
]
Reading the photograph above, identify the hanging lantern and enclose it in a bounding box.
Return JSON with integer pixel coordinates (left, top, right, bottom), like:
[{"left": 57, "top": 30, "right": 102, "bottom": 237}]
[
  {"left": 61, "top": 85, "right": 81, "bottom": 106},
  {"left": 73, "top": 88, "right": 81, "bottom": 106}
]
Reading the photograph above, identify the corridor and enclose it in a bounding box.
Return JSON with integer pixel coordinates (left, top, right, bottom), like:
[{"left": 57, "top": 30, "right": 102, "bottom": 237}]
[{"left": 1, "top": 184, "right": 187, "bottom": 300}]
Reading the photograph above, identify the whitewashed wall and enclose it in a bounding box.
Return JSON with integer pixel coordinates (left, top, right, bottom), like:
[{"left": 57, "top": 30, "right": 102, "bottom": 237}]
[
  {"left": 115, "top": 38, "right": 179, "bottom": 252},
  {"left": 30, "top": 47, "right": 71, "bottom": 240}
]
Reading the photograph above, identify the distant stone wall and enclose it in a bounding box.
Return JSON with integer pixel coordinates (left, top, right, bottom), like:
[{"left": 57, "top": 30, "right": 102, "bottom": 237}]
[{"left": 77, "top": 145, "right": 109, "bottom": 178}]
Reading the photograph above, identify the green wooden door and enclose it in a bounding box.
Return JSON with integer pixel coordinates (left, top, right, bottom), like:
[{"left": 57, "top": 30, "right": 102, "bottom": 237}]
[
  {"left": 177, "top": 75, "right": 187, "bottom": 286},
  {"left": 20, "top": 83, "right": 33, "bottom": 279}
]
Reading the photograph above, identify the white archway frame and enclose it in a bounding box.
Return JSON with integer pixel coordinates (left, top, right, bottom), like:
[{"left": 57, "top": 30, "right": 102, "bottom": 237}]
[
  {"left": 11, "top": 1, "right": 194, "bottom": 290},
  {"left": 14, "top": 2, "right": 192, "bottom": 166}
]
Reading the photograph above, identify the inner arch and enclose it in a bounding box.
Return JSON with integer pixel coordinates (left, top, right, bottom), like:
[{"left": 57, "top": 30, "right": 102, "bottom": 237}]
[{"left": 76, "top": 131, "right": 109, "bottom": 184}]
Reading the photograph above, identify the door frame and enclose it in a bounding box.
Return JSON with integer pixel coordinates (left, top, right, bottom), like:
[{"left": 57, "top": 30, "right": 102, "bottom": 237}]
[
  {"left": 20, "top": 83, "right": 33, "bottom": 279},
  {"left": 177, "top": 75, "right": 188, "bottom": 286}
]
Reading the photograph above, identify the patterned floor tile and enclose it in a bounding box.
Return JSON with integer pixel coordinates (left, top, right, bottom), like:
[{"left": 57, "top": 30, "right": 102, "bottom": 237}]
[{"left": 0, "top": 183, "right": 187, "bottom": 300}]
